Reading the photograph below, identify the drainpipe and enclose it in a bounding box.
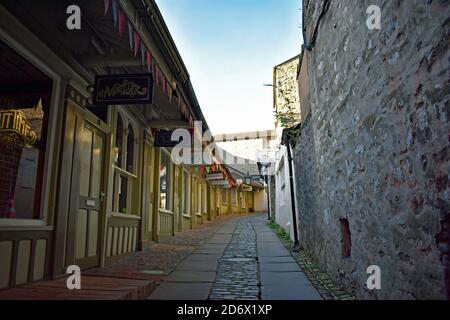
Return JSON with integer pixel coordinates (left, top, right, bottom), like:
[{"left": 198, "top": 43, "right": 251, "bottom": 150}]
[
  {"left": 266, "top": 175, "right": 271, "bottom": 221},
  {"left": 285, "top": 139, "right": 299, "bottom": 246}
]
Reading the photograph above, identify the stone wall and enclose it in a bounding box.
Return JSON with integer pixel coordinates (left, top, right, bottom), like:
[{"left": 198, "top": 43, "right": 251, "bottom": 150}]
[
  {"left": 294, "top": 0, "right": 450, "bottom": 299},
  {"left": 275, "top": 55, "right": 301, "bottom": 126}
]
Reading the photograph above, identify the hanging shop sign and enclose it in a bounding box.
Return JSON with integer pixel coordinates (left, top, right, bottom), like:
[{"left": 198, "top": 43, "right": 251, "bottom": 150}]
[
  {"left": 153, "top": 129, "right": 181, "bottom": 147},
  {"left": 205, "top": 173, "right": 224, "bottom": 181},
  {"left": 241, "top": 184, "right": 253, "bottom": 192},
  {"left": 0, "top": 110, "right": 36, "bottom": 148},
  {"left": 255, "top": 149, "right": 276, "bottom": 164},
  {"left": 93, "top": 73, "right": 153, "bottom": 105},
  {"left": 210, "top": 180, "right": 230, "bottom": 186}
]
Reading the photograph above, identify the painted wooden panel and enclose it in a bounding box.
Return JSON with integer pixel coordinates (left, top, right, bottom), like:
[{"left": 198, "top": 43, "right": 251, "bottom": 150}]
[
  {"left": 76, "top": 209, "right": 88, "bottom": 259},
  {"left": 131, "top": 227, "right": 137, "bottom": 251},
  {"left": 88, "top": 210, "right": 99, "bottom": 257},
  {"left": 33, "top": 239, "right": 47, "bottom": 281},
  {"left": 159, "top": 211, "right": 173, "bottom": 236},
  {"left": 79, "top": 128, "right": 93, "bottom": 197},
  {"left": 112, "top": 226, "right": 119, "bottom": 256},
  {"left": 128, "top": 227, "right": 133, "bottom": 252},
  {"left": 16, "top": 240, "right": 31, "bottom": 285},
  {"left": 123, "top": 227, "right": 129, "bottom": 254},
  {"left": 106, "top": 226, "right": 113, "bottom": 257},
  {"left": 0, "top": 241, "right": 12, "bottom": 289},
  {"left": 182, "top": 216, "right": 191, "bottom": 231},
  {"left": 91, "top": 133, "right": 103, "bottom": 198},
  {"left": 118, "top": 227, "right": 124, "bottom": 255}
]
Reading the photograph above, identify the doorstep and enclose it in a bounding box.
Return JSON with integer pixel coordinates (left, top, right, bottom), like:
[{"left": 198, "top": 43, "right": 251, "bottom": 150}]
[{"left": 0, "top": 273, "right": 158, "bottom": 300}]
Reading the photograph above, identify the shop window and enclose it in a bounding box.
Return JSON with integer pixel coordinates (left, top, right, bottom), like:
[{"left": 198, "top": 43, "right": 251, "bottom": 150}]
[
  {"left": 241, "top": 192, "right": 246, "bottom": 208},
  {"left": 119, "top": 176, "right": 128, "bottom": 214},
  {"left": 115, "top": 115, "right": 123, "bottom": 167},
  {"left": 182, "top": 171, "right": 189, "bottom": 214},
  {"left": 232, "top": 189, "right": 238, "bottom": 206},
  {"left": 221, "top": 189, "right": 228, "bottom": 204},
  {"left": 126, "top": 124, "right": 135, "bottom": 173},
  {"left": 202, "top": 184, "right": 207, "bottom": 213},
  {"left": 194, "top": 180, "right": 200, "bottom": 213},
  {"left": 0, "top": 40, "right": 53, "bottom": 220},
  {"left": 216, "top": 189, "right": 220, "bottom": 207},
  {"left": 340, "top": 218, "right": 352, "bottom": 258},
  {"left": 112, "top": 112, "right": 137, "bottom": 215},
  {"left": 197, "top": 183, "right": 202, "bottom": 213},
  {"left": 159, "top": 150, "right": 172, "bottom": 211}
]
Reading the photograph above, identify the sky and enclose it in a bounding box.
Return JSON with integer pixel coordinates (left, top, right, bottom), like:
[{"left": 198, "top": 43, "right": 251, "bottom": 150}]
[{"left": 155, "top": 0, "right": 302, "bottom": 135}]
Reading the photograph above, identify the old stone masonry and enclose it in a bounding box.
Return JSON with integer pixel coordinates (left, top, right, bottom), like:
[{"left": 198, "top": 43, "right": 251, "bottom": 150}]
[{"left": 149, "top": 214, "right": 322, "bottom": 300}]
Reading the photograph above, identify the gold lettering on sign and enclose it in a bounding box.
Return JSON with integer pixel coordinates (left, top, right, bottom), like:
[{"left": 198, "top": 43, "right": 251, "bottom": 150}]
[
  {"left": 0, "top": 110, "right": 37, "bottom": 148},
  {"left": 98, "top": 80, "right": 148, "bottom": 99}
]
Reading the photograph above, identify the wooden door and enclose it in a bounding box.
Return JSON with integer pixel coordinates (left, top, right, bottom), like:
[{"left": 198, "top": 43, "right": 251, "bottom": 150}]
[{"left": 74, "top": 122, "right": 106, "bottom": 269}]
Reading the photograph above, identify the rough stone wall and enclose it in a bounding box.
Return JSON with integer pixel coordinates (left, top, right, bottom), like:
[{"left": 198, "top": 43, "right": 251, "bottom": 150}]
[
  {"left": 294, "top": 0, "right": 450, "bottom": 299},
  {"left": 275, "top": 56, "right": 301, "bottom": 125}
]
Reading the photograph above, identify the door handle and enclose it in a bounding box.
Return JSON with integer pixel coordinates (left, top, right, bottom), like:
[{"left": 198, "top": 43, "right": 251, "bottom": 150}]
[{"left": 100, "top": 192, "right": 106, "bottom": 202}]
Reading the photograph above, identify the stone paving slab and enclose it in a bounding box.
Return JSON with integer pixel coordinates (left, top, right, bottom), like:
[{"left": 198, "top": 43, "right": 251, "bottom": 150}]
[
  {"left": 148, "top": 282, "right": 213, "bottom": 300},
  {"left": 183, "top": 253, "right": 222, "bottom": 262},
  {"left": 257, "top": 249, "right": 292, "bottom": 257},
  {"left": 253, "top": 215, "right": 322, "bottom": 300},
  {"left": 259, "top": 262, "right": 302, "bottom": 272},
  {"left": 261, "top": 285, "right": 323, "bottom": 300},
  {"left": 176, "top": 260, "right": 218, "bottom": 271},
  {"left": 165, "top": 271, "right": 216, "bottom": 283},
  {"left": 258, "top": 256, "right": 297, "bottom": 263}
]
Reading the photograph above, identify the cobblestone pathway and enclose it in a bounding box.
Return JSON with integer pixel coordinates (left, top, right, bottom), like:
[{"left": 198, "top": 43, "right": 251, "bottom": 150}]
[
  {"left": 209, "top": 218, "right": 259, "bottom": 300},
  {"left": 149, "top": 214, "right": 322, "bottom": 300}
]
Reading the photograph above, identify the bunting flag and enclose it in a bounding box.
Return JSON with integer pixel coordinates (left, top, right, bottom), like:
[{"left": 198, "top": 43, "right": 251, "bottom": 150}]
[
  {"left": 156, "top": 65, "right": 161, "bottom": 86},
  {"left": 140, "top": 43, "right": 146, "bottom": 67},
  {"left": 118, "top": 10, "right": 127, "bottom": 36},
  {"left": 112, "top": 0, "right": 118, "bottom": 27},
  {"left": 133, "top": 31, "right": 140, "bottom": 56},
  {"left": 206, "top": 166, "right": 211, "bottom": 174},
  {"left": 105, "top": 0, "right": 192, "bottom": 110},
  {"left": 104, "top": 0, "right": 111, "bottom": 16},
  {"left": 162, "top": 76, "right": 166, "bottom": 94},
  {"left": 127, "top": 21, "right": 134, "bottom": 50},
  {"left": 146, "top": 49, "right": 152, "bottom": 73}
]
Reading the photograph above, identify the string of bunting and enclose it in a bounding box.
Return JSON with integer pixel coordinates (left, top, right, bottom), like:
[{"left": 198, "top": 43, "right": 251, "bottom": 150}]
[{"left": 103, "top": 0, "right": 194, "bottom": 126}]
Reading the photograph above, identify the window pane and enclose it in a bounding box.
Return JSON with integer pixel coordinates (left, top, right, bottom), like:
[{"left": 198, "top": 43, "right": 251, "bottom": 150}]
[
  {"left": 0, "top": 40, "right": 52, "bottom": 219},
  {"left": 183, "top": 171, "right": 189, "bottom": 214},
  {"left": 115, "top": 115, "right": 123, "bottom": 167},
  {"left": 222, "top": 189, "right": 227, "bottom": 204},
  {"left": 126, "top": 124, "right": 134, "bottom": 173},
  {"left": 159, "top": 151, "right": 171, "bottom": 210},
  {"left": 119, "top": 176, "right": 128, "bottom": 214}
]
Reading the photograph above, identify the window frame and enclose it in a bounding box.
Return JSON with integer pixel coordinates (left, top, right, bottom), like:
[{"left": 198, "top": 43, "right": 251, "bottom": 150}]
[
  {"left": 112, "top": 111, "right": 138, "bottom": 215},
  {"left": 232, "top": 189, "right": 238, "bottom": 207},
  {"left": 221, "top": 188, "right": 228, "bottom": 204},
  {"left": 159, "top": 148, "right": 173, "bottom": 212},
  {"left": 0, "top": 33, "right": 61, "bottom": 226},
  {"left": 182, "top": 169, "right": 190, "bottom": 215}
]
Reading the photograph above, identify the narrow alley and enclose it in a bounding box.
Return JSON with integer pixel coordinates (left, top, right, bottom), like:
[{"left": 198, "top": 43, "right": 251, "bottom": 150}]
[{"left": 149, "top": 214, "right": 321, "bottom": 300}]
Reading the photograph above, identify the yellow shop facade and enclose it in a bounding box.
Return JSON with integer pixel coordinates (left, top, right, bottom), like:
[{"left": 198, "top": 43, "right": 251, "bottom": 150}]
[{"left": 0, "top": 0, "right": 261, "bottom": 290}]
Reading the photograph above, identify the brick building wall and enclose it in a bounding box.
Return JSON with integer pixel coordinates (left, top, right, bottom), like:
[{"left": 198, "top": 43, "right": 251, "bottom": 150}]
[{"left": 294, "top": 0, "right": 450, "bottom": 299}]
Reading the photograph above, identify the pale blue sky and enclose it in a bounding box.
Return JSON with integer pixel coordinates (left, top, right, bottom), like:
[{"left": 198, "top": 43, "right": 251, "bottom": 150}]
[{"left": 155, "top": 0, "right": 302, "bottom": 135}]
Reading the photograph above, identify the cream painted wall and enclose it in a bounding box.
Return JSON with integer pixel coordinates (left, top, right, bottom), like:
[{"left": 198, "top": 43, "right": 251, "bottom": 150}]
[{"left": 253, "top": 190, "right": 267, "bottom": 213}]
